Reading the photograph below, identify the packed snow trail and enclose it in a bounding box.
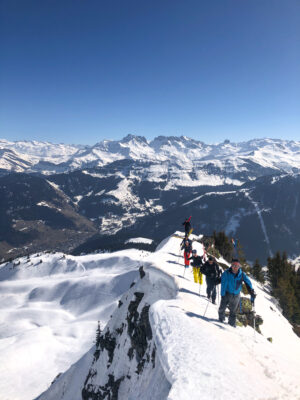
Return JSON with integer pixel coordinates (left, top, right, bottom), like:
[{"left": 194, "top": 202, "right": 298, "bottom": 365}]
[{"left": 146, "top": 232, "right": 300, "bottom": 400}]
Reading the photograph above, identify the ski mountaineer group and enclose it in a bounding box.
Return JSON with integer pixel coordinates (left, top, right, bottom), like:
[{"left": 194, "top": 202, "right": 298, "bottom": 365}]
[{"left": 179, "top": 218, "right": 256, "bottom": 328}]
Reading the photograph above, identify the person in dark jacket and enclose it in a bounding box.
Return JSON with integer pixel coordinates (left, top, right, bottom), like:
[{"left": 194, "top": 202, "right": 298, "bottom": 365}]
[
  {"left": 182, "top": 216, "right": 192, "bottom": 237},
  {"left": 181, "top": 238, "right": 193, "bottom": 268},
  {"left": 189, "top": 249, "right": 204, "bottom": 284},
  {"left": 201, "top": 256, "right": 222, "bottom": 304},
  {"left": 218, "top": 259, "right": 255, "bottom": 327}
]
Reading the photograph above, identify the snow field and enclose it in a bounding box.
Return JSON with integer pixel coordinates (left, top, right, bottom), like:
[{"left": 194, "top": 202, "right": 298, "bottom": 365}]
[{"left": 0, "top": 250, "right": 144, "bottom": 400}]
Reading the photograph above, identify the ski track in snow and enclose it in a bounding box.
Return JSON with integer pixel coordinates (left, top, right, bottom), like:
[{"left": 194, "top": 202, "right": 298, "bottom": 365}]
[
  {"left": 243, "top": 191, "right": 273, "bottom": 257},
  {"left": 1, "top": 233, "right": 300, "bottom": 399},
  {"left": 182, "top": 191, "right": 237, "bottom": 206}
]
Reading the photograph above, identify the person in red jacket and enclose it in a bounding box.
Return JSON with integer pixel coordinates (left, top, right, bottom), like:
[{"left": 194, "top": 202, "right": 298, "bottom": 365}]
[{"left": 181, "top": 238, "right": 193, "bottom": 268}]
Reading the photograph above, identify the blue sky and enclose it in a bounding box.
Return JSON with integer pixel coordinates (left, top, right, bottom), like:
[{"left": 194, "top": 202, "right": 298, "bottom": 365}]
[{"left": 1, "top": 0, "right": 299, "bottom": 144}]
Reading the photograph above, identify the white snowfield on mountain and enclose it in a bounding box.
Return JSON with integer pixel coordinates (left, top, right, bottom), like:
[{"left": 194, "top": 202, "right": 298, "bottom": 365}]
[
  {"left": 1, "top": 136, "right": 300, "bottom": 179},
  {"left": 125, "top": 237, "right": 154, "bottom": 244},
  {"left": 0, "top": 232, "right": 299, "bottom": 400}
]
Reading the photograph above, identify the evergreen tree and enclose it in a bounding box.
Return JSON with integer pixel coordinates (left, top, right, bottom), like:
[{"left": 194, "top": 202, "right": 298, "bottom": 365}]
[
  {"left": 252, "top": 259, "right": 265, "bottom": 284},
  {"left": 267, "top": 251, "right": 283, "bottom": 289},
  {"left": 268, "top": 251, "right": 300, "bottom": 326},
  {"left": 95, "top": 320, "right": 101, "bottom": 348},
  {"left": 212, "top": 231, "right": 250, "bottom": 271},
  {"left": 274, "top": 277, "right": 296, "bottom": 321},
  {"left": 213, "top": 231, "right": 233, "bottom": 262}
]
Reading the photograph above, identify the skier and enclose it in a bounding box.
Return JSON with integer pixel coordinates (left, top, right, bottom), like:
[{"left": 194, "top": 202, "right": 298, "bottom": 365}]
[
  {"left": 218, "top": 259, "right": 256, "bottom": 327},
  {"left": 181, "top": 237, "right": 193, "bottom": 268},
  {"left": 182, "top": 216, "right": 192, "bottom": 237},
  {"left": 189, "top": 249, "right": 204, "bottom": 284},
  {"left": 201, "top": 256, "right": 222, "bottom": 304}
]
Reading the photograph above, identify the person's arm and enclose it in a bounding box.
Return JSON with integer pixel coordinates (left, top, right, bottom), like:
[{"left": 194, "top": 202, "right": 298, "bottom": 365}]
[
  {"left": 242, "top": 272, "right": 253, "bottom": 291},
  {"left": 242, "top": 272, "right": 256, "bottom": 301},
  {"left": 221, "top": 271, "right": 228, "bottom": 296},
  {"left": 200, "top": 263, "right": 207, "bottom": 275}
]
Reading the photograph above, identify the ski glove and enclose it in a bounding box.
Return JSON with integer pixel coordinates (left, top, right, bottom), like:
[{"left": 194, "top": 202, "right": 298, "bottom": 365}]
[{"left": 250, "top": 290, "right": 256, "bottom": 304}]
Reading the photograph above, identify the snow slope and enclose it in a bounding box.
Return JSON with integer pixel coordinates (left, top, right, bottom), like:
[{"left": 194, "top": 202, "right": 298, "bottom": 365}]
[
  {"left": 0, "top": 250, "right": 147, "bottom": 400},
  {"left": 34, "top": 233, "right": 300, "bottom": 400}
]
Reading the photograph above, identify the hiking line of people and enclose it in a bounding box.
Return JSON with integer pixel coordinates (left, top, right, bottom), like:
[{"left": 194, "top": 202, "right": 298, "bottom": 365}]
[{"left": 179, "top": 216, "right": 256, "bottom": 328}]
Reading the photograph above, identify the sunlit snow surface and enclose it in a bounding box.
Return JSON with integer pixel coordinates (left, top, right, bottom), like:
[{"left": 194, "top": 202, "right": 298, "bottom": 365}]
[
  {"left": 125, "top": 237, "right": 153, "bottom": 244},
  {"left": 0, "top": 250, "right": 144, "bottom": 400},
  {"left": 1, "top": 234, "right": 300, "bottom": 400},
  {"left": 1, "top": 137, "right": 300, "bottom": 182}
]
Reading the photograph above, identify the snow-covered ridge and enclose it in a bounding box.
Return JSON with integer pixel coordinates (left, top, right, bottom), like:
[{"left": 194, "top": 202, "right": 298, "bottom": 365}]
[
  {"left": 0, "top": 249, "right": 145, "bottom": 400},
  {"left": 1, "top": 136, "right": 300, "bottom": 180},
  {"left": 33, "top": 233, "right": 300, "bottom": 400},
  {"left": 125, "top": 237, "right": 154, "bottom": 245}
]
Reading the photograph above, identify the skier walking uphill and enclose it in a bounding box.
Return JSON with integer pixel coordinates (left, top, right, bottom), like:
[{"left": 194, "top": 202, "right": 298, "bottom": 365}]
[
  {"left": 181, "top": 237, "right": 193, "bottom": 268},
  {"left": 201, "top": 256, "right": 222, "bottom": 304},
  {"left": 182, "top": 216, "right": 192, "bottom": 237},
  {"left": 189, "top": 249, "right": 204, "bottom": 284},
  {"left": 218, "top": 259, "right": 256, "bottom": 327}
]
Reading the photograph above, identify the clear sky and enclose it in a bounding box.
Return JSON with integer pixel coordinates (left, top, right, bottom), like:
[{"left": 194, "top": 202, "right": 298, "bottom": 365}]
[{"left": 0, "top": 0, "right": 299, "bottom": 145}]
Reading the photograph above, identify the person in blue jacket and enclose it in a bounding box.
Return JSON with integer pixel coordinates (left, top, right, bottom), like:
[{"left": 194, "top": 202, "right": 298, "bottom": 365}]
[{"left": 218, "top": 259, "right": 256, "bottom": 327}]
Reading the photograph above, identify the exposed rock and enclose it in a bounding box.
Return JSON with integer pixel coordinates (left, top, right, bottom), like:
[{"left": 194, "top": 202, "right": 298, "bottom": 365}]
[
  {"left": 125, "top": 292, "right": 153, "bottom": 375},
  {"left": 99, "top": 330, "right": 117, "bottom": 366},
  {"left": 82, "top": 374, "right": 125, "bottom": 400},
  {"left": 236, "top": 297, "right": 263, "bottom": 332},
  {"left": 139, "top": 266, "right": 146, "bottom": 279}
]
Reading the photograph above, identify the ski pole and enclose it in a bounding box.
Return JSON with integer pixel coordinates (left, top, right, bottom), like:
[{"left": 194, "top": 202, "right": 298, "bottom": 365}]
[
  {"left": 203, "top": 298, "right": 210, "bottom": 317},
  {"left": 253, "top": 301, "right": 256, "bottom": 342},
  {"left": 183, "top": 263, "right": 187, "bottom": 277},
  {"left": 178, "top": 247, "right": 181, "bottom": 264}
]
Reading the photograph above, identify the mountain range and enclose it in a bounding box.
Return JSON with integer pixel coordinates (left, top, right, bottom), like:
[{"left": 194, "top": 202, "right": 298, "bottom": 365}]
[{"left": 1, "top": 136, "right": 300, "bottom": 262}]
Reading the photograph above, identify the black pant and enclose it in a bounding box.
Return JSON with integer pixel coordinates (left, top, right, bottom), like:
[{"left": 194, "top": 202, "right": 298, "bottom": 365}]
[
  {"left": 206, "top": 277, "right": 216, "bottom": 303},
  {"left": 218, "top": 292, "right": 240, "bottom": 326}
]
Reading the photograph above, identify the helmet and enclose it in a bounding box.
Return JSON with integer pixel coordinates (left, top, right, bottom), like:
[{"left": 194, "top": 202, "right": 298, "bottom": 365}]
[{"left": 192, "top": 249, "right": 197, "bottom": 254}]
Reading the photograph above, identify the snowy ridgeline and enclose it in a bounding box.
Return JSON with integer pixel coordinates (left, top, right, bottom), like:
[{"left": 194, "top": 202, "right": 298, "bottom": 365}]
[
  {"left": 1, "top": 233, "right": 300, "bottom": 400},
  {"left": 2, "top": 136, "right": 300, "bottom": 178}
]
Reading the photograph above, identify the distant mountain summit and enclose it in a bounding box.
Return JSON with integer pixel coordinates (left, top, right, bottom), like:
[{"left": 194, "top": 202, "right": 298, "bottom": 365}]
[
  {"left": 1, "top": 136, "right": 300, "bottom": 177},
  {"left": 1, "top": 136, "right": 300, "bottom": 262}
]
